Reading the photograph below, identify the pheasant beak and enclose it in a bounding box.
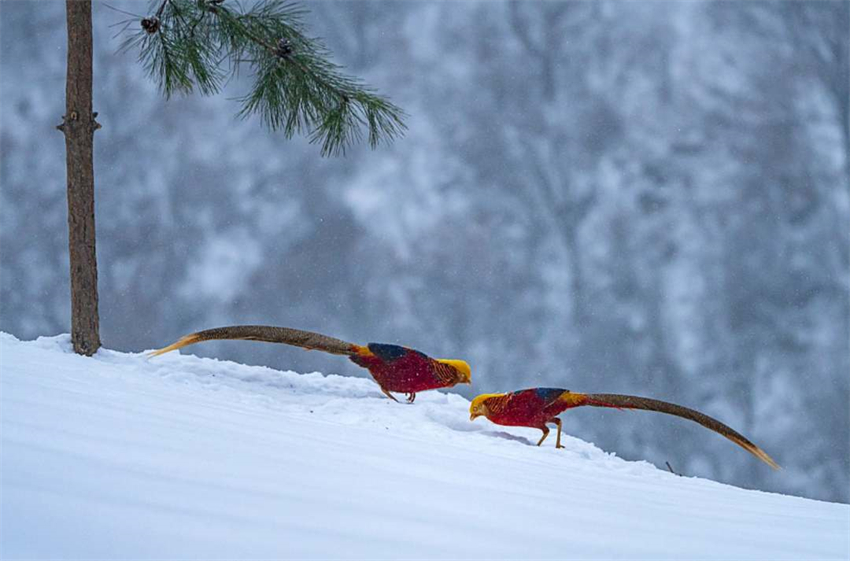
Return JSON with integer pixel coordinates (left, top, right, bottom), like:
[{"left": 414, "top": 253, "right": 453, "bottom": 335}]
[
  {"left": 469, "top": 403, "right": 487, "bottom": 421},
  {"left": 437, "top": 359, "right": 471, "bottom": 385}
]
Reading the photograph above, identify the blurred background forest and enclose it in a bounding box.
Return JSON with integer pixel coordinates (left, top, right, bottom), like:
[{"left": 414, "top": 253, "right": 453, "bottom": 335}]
[{"left": 1, "top": 0, "right": 848, "bottom": 502}]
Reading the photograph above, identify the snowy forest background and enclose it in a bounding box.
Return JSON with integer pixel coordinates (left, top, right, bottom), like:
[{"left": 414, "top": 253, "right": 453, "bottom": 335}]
[{"left": 1, "top": 0, "right": 848, "bottom": 503}]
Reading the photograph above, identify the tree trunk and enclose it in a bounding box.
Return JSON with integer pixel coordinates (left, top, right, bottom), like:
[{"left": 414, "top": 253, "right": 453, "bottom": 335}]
[{"left": 59, "top": 0, "right": 101, "bottom": 355}]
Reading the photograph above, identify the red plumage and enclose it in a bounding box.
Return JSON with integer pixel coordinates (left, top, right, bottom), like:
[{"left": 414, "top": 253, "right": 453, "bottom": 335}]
[
  {"left": 350, "top": 344, "right": 456, "bottom": 395},
  {"left": 483, "top": 388, "right": 577, "bottom": 429}
]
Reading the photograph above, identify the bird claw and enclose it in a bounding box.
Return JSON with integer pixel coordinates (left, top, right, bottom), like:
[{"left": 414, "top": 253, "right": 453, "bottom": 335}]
[
  {"left": 380, "top": 387, "right": 399, "bottom": 402},
  {"left": 406, "top": 392, "right": 416, "bottom": 404}
]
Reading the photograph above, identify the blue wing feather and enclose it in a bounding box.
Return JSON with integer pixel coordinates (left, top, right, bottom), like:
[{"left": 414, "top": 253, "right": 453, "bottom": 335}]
[
  {"left": 367, "top": 343, "right": 409, "bottom": 362},
  {"left": 534, "top": 387, "right": 568, "bottom": 404}
]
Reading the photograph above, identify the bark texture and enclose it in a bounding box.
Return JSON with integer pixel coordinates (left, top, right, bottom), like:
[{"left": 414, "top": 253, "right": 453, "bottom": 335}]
[{"left": 60, "top": 0, "right": 101, "bottom": 355}]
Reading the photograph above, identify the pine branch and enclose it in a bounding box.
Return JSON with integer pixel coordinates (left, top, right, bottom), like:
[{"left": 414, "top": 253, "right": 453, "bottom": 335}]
[{"left": 121, "top": 0, "right": 405, "bottom": 156}]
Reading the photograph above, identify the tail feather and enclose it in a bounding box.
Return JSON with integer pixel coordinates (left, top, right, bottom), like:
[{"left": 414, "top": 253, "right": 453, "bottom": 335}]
[
  {"left": 149, "top": 325, "right": 359, "bottom": 358},
  {"left": 582, "top": 393, "right": 780, "bottom": 469},
  {"left": 148, "top": 333, "right": 203, "bottom": 357}
]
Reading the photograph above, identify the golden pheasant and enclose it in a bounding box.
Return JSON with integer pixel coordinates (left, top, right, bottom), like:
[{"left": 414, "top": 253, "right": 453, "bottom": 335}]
[
  {"left": 150, "top": 325, "right": 471, "bottom": 402},
  {"left": 469, "top": 387, "right": 778, "bottom": 468}
]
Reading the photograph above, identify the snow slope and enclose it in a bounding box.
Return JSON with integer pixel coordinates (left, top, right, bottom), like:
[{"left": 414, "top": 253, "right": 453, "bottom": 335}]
[{"left": 1, "top": 333, "right": 847, "bottom": 559}]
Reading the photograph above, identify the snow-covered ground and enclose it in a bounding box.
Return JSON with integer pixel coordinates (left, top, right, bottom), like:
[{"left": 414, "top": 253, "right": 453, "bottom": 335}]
[{"left": 1, "top": 333, "right": 847, "bottom": 559}]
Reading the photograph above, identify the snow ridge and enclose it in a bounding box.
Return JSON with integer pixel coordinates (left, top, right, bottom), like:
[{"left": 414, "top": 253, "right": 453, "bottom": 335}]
[{"left": 1, "top": 333, "right": 848, "bottom": 559}]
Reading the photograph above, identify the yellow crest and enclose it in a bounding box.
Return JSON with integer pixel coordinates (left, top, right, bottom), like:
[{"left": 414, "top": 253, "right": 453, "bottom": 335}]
[
  {"left": 470, "top": 393, "right": 505, "bottom": 411},
  {"left": 469, "top": 392, "right": 507, "bottom": 420},
  {"left": 436, "top": 358, "right": 472, "bottom": 384}
]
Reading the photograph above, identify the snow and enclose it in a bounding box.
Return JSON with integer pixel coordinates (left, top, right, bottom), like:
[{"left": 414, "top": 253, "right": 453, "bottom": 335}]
[{"left": 1, "top": 332, "right": 848, "bottom": 559}]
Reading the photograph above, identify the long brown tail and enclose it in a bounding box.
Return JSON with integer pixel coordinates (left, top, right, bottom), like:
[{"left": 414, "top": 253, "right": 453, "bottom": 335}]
[
  {"left": 582, "top": 393, "right": 780, "bottom": 469},
  {"left": 149, "top": 325, "right": 359, "bottom": 358}
]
